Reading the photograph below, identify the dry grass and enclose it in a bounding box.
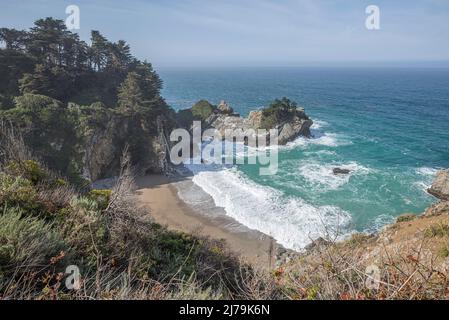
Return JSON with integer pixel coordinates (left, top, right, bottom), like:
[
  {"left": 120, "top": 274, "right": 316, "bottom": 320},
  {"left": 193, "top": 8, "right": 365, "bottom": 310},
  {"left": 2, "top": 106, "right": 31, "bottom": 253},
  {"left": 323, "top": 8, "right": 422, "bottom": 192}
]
[
  {"left": 0, "top": 121, "right": 32, "bottom": 168},
  {"left": 273, "top": 234, "right": 449, "bottom": 300}
]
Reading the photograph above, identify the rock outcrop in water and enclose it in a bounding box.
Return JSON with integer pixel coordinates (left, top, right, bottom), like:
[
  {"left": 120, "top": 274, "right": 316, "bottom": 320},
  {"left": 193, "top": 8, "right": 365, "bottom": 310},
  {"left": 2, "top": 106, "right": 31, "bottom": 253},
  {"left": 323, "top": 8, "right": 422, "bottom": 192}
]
[
  {"left": 179, "top": 98, "right": 313, "bottom": 145},
  {"left": 217, "top": 100, "right": 234, "bottom": 115},
  {"left": 427, "top": 169, "right": 449, "bottom": 201}
]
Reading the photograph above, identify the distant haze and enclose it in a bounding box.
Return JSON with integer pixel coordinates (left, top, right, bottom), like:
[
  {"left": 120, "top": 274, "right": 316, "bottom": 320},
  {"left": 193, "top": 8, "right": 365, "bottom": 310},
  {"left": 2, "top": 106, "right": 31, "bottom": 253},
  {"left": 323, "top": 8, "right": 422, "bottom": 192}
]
[{"left": 1, "top": 0, "right": 449, "bottom": 68}]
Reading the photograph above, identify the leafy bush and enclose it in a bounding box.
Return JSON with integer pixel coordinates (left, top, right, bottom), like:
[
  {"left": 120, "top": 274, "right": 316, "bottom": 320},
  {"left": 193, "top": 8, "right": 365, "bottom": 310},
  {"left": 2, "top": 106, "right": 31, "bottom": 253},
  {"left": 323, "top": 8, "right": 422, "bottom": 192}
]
[
  {"left": 88, "top": 189, "right": 111, "bottom": 210},
  {"left": 191, "top": 100, "right": 215, "bottom": 121},
  {"left": 0, "top": 207, "right": 68, "bottom": 284},
  {"left": 396, "top": 214, "right": 417, "bottom": 223},
  {"left": 56, "top": 197, "right": 107, "bottom": 268},
  {"left": 13, "top": 93, "right": 62, "bottom": 112},
  {"left": 0, "top": 174, "right": 40, "bottom": 214},
  {"left": 5, "top": 160, "right": 47, "bottom": 185},
  {"left": 260, "top": 97, "right": 300, "bottom": 129}
]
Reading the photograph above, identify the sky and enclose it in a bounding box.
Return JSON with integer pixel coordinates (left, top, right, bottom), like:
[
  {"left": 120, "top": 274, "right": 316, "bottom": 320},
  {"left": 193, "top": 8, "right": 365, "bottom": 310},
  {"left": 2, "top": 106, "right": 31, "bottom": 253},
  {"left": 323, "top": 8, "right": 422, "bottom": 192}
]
[{"left": 1, "top": 0, "right": 449, "bottom": 68}]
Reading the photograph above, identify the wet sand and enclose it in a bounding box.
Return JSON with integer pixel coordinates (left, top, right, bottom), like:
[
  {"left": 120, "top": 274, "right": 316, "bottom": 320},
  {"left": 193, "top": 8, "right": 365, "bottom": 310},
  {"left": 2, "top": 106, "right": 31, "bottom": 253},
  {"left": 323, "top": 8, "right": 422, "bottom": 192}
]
[{"left": 134, "top": 175, "right": 277, "bottom": 268}]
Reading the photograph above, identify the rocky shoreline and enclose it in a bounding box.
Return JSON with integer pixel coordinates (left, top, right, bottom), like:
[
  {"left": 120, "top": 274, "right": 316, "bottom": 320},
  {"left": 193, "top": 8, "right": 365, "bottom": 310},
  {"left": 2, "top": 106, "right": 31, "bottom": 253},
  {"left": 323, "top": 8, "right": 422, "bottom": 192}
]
[
  {"left": 427, "top": 169, "right": 449, "bottom": 201},
  {"left": 203, "top": 101, "right": 313, "bottom": 145},
  {"left": 276, "top": 169, "right": 449, "bottom": 266},
  {"left": 177, "top": 99, "right": 313, "bottom": 146}
]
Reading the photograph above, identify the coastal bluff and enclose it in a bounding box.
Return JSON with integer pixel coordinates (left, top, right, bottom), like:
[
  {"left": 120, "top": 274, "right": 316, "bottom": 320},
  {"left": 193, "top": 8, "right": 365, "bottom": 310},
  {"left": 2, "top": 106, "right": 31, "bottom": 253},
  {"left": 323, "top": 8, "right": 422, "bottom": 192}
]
[
  {"left": 427, "top": 169, "right": 449, "bottom": 201},
  {"left": 176, "top": 98, "right": 313, "bottom": 145}
]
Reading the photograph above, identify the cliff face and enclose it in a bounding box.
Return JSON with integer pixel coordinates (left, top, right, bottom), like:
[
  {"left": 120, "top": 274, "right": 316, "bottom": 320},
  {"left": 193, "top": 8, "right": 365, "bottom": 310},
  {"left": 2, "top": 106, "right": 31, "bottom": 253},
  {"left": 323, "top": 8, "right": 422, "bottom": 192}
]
[
  {"left": 424, "top": 169, "right": 449, "bottom": 217},
  {"left": 274, "top": 108, "right": 313, "bottom": 145},
  {"left": 428, "top": 169, "right": 449, "bottom": 201},
  {"left": 82, "top": 113, "right": 171, "bottom": 182}
]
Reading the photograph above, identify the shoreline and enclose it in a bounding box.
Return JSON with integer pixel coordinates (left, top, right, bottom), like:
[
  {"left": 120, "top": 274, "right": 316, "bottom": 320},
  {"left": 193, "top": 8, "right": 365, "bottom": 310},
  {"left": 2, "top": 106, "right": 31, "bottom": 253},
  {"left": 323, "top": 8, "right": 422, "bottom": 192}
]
[{"left": 134, "top": 175, "right": 278, "bottom": 268}]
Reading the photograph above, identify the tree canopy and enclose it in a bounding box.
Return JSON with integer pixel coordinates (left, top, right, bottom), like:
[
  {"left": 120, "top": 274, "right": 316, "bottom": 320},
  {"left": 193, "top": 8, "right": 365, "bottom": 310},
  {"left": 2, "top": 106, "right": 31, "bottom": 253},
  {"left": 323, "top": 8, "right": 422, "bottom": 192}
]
[
  {"left": 260, "top": 97, "right": 302, "bottom": 129},
  {"left": 0, "top": 17, "right": 165, "bottom": 110},
  {"left": 0, "top": 17, "right": 173, "bottom": 180}
]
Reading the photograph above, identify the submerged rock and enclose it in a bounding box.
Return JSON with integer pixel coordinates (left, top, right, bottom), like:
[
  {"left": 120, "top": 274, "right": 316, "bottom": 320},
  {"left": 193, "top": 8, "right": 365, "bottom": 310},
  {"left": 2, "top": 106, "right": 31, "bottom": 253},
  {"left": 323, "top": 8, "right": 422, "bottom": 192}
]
[
  {"left": 333, "top": 167, "right": 351, "bottom": 175},
  {"left": 428, "top": 169, "right": 449, "bottom": 200}
]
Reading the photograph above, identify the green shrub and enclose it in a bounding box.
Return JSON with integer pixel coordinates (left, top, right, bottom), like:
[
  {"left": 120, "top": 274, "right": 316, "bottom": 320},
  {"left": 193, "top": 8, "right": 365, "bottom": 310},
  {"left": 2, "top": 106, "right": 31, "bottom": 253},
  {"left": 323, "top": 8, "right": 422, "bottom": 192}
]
[
  {"left": 13, "top": 93, "right": 62, "bottom": 111},
  {"left": 88, "top": 189, "right": 111, "bottom": 210},
  {"left": 56, "top": 197, "right": 107, "bottom": 267},
  {"left": 191, "top": 100, "right": 215, "bottom": 121},
  {"left": 5, "top": 94, "right": 81, "bottom": 177},
  {"left": 0, "top": 173, "right": 41, "bottom": 214},
  {"left": 0, "top": 207, "right": 67, "bottom": 284},
  {"left": 438, "top": 246, "right": 449, "bottom": 258},
  {"left": 5, "top": 160, "right": 47, "bottom": 185},
  {"left": 260, "top": 97, "right": 300, "bottom": 129},
  {"left": 396, "top": 214, "right": 417, "bottom": 223}
]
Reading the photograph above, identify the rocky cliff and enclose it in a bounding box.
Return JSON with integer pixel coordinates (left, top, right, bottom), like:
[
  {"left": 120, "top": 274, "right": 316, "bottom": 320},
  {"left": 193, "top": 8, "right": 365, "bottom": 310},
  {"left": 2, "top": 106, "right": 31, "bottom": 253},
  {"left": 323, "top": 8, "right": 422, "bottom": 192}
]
[
  {"left": 180, "top": 99, "right": 313, "bottom": 145},
  {"left": 424, "top": 169, "right": 449, "bottom": 217},
  {"left": 82, "top": 112, "right": 172, "bottom": 182},
  {"left": 428, "top": 169, "right": 449, "bottom": 201},
  {"left": 276, "top": 169, "right": 449, "bottom": 293}
]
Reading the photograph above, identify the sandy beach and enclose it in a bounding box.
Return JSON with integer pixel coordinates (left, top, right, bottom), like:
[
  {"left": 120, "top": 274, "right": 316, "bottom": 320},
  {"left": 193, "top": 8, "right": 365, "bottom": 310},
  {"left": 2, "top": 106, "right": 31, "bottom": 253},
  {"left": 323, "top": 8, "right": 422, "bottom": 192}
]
[{"left": 134, "top": 175, "right": 277, "bottom": 268}]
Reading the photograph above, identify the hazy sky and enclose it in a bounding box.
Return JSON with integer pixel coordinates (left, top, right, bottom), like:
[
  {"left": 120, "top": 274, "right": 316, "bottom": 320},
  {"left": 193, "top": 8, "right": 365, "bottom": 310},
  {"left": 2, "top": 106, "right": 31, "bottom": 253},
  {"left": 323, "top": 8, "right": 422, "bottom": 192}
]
[{"left": 1, "top": 0, "right": 449, "bottom": 67}]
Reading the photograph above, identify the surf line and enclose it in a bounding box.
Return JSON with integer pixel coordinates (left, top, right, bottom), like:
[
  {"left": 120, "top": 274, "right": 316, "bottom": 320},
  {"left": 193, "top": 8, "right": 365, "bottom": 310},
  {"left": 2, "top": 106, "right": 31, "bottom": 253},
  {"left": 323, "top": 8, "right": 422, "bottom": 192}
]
[{"left": 169, "top": 120, "right": 279, "bottom": 175}]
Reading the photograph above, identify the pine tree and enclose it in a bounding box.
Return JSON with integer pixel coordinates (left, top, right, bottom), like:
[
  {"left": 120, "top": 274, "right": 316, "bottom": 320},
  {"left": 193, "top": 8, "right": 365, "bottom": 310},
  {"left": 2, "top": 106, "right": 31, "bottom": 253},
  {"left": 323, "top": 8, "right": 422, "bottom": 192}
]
[
  {"left": 0, "top": 28, "right": 27, "bottom": 50},
  {"left": 117, "top": 72, "right": 145, "bottom": 113},
  {"left": 90, "top": 31, "right": 109, "bottom": 71}
]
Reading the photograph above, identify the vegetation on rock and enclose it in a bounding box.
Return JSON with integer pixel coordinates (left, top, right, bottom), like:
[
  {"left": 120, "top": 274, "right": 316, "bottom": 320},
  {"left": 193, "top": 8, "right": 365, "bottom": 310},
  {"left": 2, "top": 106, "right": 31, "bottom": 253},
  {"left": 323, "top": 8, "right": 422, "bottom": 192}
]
[
  {"left": 260, "top": 97, "right": 305, "bottom": 129},
  {"left": 190, "top": 100, "right": 216, "bottom": 120}
]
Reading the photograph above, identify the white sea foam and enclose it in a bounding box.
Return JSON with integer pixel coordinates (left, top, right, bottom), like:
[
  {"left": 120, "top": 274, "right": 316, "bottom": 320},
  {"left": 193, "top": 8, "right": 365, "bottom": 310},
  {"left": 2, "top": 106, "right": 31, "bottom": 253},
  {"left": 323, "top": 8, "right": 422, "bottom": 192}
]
[
  {"left": 363, "top": 214, "right": 395, "bottom": 234},
  {"left": 298, "top": 161, "right": 372, "bottom": 190},
  {"left": 284, "top": 131, "right": 350, "bottom": 149},
  {"left": 414, "top": 167, "right": 438, "bottom": 194},
  {"left": 282, "top": 118, "right": 349, "bottom": 149},
  {"left": 186, "top": 165, "right": 352, "bottom": 250},
  {"left": 311, "top": 120, "right": 329, "bottom": 130},
  {"left": 416, "top": 167, "right": 438, "bottom": 177}
]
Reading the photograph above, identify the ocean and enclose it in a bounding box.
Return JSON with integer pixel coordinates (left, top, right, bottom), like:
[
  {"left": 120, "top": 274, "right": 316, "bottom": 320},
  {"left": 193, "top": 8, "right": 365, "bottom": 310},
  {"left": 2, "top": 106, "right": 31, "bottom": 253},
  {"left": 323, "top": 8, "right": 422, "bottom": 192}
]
[{"left": 159, "top": 67, "right": 449, "bottom": 250}]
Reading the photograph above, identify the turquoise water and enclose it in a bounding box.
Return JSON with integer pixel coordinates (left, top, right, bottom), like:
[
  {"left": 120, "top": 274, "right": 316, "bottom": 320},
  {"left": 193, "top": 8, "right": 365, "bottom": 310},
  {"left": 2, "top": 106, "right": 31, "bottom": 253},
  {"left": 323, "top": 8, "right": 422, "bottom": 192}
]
[{"left": 160, "top": 67, "right": 449, "bottom": 249}]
